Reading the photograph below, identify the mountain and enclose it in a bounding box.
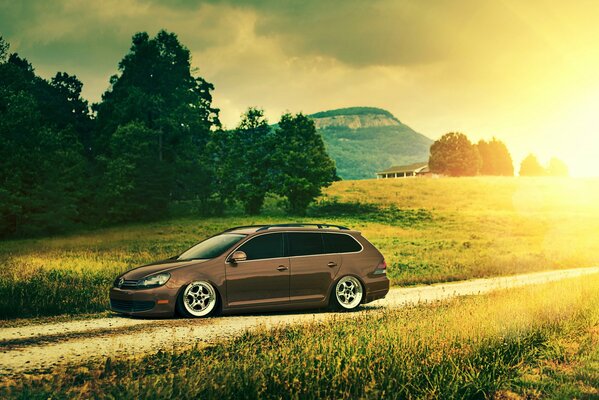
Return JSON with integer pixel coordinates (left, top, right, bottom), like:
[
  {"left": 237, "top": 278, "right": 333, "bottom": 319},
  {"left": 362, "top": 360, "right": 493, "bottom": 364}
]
[{"left": 309, "top": 107, "right": 433, "bottom": 180}]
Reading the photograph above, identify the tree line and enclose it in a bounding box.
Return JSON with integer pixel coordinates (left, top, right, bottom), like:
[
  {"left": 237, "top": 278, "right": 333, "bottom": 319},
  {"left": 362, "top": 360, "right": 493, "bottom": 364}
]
[
  {"left": 519, "top": 154, "right": 568, "bottom": 177},
  {"left": 0, "top": 31, "right": 336, "bottom": 238},
  {"left": 428, "top": 132, "right": 568, "bottom": 177}
]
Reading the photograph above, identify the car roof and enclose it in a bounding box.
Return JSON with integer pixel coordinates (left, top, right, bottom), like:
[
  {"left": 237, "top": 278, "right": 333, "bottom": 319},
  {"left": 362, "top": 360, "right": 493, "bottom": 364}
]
[{"left": 223, "top": 224, "right": 359, "bottom": 235}]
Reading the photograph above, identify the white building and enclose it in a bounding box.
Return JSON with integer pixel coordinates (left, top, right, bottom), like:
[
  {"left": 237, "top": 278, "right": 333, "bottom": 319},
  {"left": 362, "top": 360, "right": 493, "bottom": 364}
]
[{"left": 376, "top": 162, "right": 430, "bottom": 179}]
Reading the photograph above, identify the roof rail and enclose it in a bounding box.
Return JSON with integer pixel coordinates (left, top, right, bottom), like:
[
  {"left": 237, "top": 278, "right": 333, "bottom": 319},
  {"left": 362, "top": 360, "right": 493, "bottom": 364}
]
[
  {"left": 256, "top": 223, "right": 349, "bottom": 231},
  {"left": 223, "top": 225, "right": 267, "bottom": 232}
]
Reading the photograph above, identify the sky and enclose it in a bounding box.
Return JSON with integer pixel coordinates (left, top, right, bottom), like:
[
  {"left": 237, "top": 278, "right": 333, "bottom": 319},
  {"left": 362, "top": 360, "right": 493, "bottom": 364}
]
[{"left": 2, "top": 0, "right": 599, "bottom": 176}]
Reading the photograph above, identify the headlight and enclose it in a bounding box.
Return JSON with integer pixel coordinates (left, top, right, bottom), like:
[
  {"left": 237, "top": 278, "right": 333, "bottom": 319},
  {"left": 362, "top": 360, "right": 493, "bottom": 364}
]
[{"left": 137, "top": 273, "right": 171, "bottom": 288}]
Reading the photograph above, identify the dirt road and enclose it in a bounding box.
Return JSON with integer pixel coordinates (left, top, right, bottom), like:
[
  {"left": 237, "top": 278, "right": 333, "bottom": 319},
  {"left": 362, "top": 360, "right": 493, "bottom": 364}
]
[{"left": 1, "top": 267, "right": 598, "bottom": 376}]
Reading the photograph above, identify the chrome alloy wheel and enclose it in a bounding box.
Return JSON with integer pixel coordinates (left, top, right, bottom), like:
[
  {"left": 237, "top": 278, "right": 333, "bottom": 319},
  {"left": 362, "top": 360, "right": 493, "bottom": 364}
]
[
  {"left": 335, "top": 276, "right": 363, "bottom": 309},
  {"left": 183, "top": 281, "right": 217, "bottom": 317}
]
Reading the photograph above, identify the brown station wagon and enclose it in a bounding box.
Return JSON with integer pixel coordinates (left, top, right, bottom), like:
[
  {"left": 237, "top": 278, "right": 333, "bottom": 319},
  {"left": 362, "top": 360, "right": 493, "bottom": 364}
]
[{"left": 110, "top": 224, "right": 389, "bottom": 317}]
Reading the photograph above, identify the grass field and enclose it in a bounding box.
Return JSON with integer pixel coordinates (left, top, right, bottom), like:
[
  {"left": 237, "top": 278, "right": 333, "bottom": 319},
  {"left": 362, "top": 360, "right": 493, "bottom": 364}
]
[
  {"left": 1, "top": 177, "right": 598, "bottom": 319},
  {"left": 333, "top": 177, "right": 599, "bottom": 280},
  {"left": 4, "top": 273, "right": 598, "bottom": 399}
]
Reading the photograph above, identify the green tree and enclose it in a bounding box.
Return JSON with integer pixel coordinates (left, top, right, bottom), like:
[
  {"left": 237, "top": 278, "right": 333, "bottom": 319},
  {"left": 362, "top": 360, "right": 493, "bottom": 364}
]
[
  {"left": 547, "top": 157, "right": 569, "bottom": 177},
  {"left": 50, "top": 72, "right": 93, "bottom": 159},
  {"left": 476, "top": 138, "right": 513, "bottom": 176},
  {"left": 0, "top": 50, "right": 86, "bottom": 237},
  {"left": 271, "top": 113, "right": 337, "bottom": 215},
  {"left": 209, "top": 129, "right": 237, "bottom": 207},
  {"left": 94, "top": 30, "right": 220, "bottom": 220},
  {"left": 102, "top": 123, "right": 170, "bottom": 221},
  {"left": 213, "top": 108, "right": 272, "bottom": 214},
  {"left": 0, "top": 36, "right": 8, "bottom": 62},
  {"left": 429, "top": 132, "right": 481, "bottom": 176},
  {"left": 519, "top": 154, "right": 545, "bottom": 176}
]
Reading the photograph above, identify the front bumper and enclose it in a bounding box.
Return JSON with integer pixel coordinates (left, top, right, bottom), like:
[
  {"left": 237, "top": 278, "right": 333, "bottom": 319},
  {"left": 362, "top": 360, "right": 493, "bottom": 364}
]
[{"left": 109, "top": 285, "right": 179, "bottom": 317}]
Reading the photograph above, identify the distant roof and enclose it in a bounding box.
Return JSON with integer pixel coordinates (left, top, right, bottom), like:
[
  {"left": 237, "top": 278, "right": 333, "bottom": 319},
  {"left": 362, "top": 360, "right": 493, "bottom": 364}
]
[{"left": 377, "top": 162, "right": 429, "bottom": 174}]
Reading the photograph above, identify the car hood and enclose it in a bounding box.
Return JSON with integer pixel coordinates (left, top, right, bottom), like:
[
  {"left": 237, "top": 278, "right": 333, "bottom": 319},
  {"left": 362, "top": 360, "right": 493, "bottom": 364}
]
[{"left": 122, "top": 259, "right": 210, "bottom": 280}]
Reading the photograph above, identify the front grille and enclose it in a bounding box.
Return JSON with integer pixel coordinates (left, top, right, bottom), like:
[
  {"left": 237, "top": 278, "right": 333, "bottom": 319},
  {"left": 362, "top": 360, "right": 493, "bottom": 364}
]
[
  {"left": 120, "top": 280, "right": 139, "bottom": 289},
  {"left": 110, "top": 299, "right": 155, "bottom": 313}
]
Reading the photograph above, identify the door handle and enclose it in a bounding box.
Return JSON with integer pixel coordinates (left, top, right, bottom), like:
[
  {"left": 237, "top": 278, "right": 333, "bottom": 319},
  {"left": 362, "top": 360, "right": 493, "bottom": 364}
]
[
  {"left": 327, "top": 262, "right": 337, "bottom": 268},
  {"left": 277, "top": 265, "right": 288, "bottom": 271}
]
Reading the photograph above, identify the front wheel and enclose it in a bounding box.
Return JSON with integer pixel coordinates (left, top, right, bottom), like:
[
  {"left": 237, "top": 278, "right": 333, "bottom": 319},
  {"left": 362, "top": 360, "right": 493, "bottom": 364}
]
[
  {"left": 331, "top": 276, "right": 364, "bottom": 311},
  {"left": 177, "top": 281, "right": 219, "bottom": 318}
]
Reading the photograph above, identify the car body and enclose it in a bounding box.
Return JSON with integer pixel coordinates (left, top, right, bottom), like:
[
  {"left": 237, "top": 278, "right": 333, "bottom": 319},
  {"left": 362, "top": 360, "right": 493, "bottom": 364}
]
[{"left": 109, "top": 224, "right": 389, "bottom": 317}]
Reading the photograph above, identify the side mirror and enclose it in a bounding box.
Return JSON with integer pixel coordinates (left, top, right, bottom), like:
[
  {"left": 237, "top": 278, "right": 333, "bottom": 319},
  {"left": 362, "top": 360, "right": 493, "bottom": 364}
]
[{"left": 229, "top": 251, "right": 247, "bottom": 263}]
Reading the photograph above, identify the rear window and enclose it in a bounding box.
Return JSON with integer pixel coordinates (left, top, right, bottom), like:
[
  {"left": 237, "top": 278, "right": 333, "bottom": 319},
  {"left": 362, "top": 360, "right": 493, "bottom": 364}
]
[
  {"left": 288, "top": 232, "right": 324, "bottom": 257},
  {"left": 323, "top": 233, "right": 362, "bottom": 253},
  {"left": 237, "top": 233, "right": 284, "bottom": 260}
]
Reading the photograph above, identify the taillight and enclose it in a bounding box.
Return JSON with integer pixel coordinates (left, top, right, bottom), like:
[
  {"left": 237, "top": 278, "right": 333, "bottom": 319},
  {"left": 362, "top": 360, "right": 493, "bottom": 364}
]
[{"left": 374, "top": 260, "right": 387, "bottom": 275}]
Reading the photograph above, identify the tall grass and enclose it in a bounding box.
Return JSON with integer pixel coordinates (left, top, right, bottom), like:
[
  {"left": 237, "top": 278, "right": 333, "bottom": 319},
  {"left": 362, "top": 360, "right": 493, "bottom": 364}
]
[
  {"left": 1, "top": 177, "right": 598, "bottom": 319},
  {"left": 0, "top": 268, "right": 117, "bottom": 318},
  {"left": 5, "top": 274, "right": 598, "bottom": 399}
]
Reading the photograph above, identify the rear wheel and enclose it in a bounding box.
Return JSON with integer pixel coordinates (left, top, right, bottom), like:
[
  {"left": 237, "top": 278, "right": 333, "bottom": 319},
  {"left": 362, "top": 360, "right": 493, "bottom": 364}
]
[
  {"left": 177, "top": 281, "right": 219, "bottom": 318},
  {"left": 331, "top": 276, "right": 363, "bottom": 311}
]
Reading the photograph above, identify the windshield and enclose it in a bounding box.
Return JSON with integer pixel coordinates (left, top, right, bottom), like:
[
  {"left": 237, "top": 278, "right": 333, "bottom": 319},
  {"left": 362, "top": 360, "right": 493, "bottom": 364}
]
[{"left": 178, "top": 233, "right": 246, "bottom": 260}]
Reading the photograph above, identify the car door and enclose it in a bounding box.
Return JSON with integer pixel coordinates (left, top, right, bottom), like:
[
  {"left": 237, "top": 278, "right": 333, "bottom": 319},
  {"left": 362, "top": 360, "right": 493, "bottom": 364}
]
[
  {"left": 288, "top": 232, "right": 341, "bottom": 303},
  {"left": 225, "top": 232, "right": 290, "bottom": 308}
]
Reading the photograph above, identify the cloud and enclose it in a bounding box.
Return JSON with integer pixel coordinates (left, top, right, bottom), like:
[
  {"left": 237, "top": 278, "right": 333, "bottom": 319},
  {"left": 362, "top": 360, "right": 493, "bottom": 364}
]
[
  {"left": 2, "top": 0, "right": 599, "bottom": 175},
  {"left": 176, "top": 0, "right": 550, "bottom": 68},
  {"left": 0, "top": 0, "right": 253, "bottom": 101},
  {"left": 147, "top": 0, "right": 458, "bottom": 67},
  {"left": 249, "top": 0, "right": 454, "bottom": 66}
]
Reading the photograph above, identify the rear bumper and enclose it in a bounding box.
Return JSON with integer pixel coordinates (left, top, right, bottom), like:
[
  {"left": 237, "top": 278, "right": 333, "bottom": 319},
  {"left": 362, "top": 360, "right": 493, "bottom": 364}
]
[
  {"left": 363, "top": 276, "right": 390, "bottom": 303},
  {"left": 109, "top": 285, "right": 178, "bottom": 317}
]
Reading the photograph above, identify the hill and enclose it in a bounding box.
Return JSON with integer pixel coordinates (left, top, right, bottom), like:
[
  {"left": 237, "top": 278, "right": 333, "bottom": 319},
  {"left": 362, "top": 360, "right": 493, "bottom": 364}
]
[{"left": 309, "top": 107, "right": 433, "bottom": 180}]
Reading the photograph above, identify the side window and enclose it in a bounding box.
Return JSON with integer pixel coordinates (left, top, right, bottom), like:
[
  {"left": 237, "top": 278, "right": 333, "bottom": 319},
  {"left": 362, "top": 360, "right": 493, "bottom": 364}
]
[
  {"left": 288, "top": 233, "right": 324, "bottom": 257},
  {"left": 323, "top": 233, "right": 362, "bottom": 253},
  {"left": 237, "top": 233, "right": 284, "bottom": 261}
]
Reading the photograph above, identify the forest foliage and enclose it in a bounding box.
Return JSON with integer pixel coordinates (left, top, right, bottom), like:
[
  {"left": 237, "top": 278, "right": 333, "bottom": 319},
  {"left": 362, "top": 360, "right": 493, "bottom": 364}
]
[
  {"left": 428, "top": 132, "right": 566, "bottom": 177},
  {"left": 0, "top": 31, "right": 570, "bottom": 237},
  {"left": 519, "top": 153, "right": 569, "bottom": 177},
  {"left": 0, "top": 32, "right": 335, "bottom": 238}
]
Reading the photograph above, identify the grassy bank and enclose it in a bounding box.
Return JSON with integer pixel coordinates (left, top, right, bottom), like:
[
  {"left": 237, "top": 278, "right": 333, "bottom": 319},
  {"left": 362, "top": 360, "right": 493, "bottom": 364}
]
[
  {"left": 1, "top": 177, "right": 598, "bottom": 319},
  {"left": 326, "top": 177, "right": 599, "bottom": 285},
  {"left": 4, "top": 274, "right": 598, "bottom": 399}
]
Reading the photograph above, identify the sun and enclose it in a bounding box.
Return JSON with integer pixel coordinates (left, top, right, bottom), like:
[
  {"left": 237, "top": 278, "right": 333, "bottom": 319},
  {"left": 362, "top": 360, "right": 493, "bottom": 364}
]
[{"left": 539, "top": 88, "right": 599, "bottom": 178}]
